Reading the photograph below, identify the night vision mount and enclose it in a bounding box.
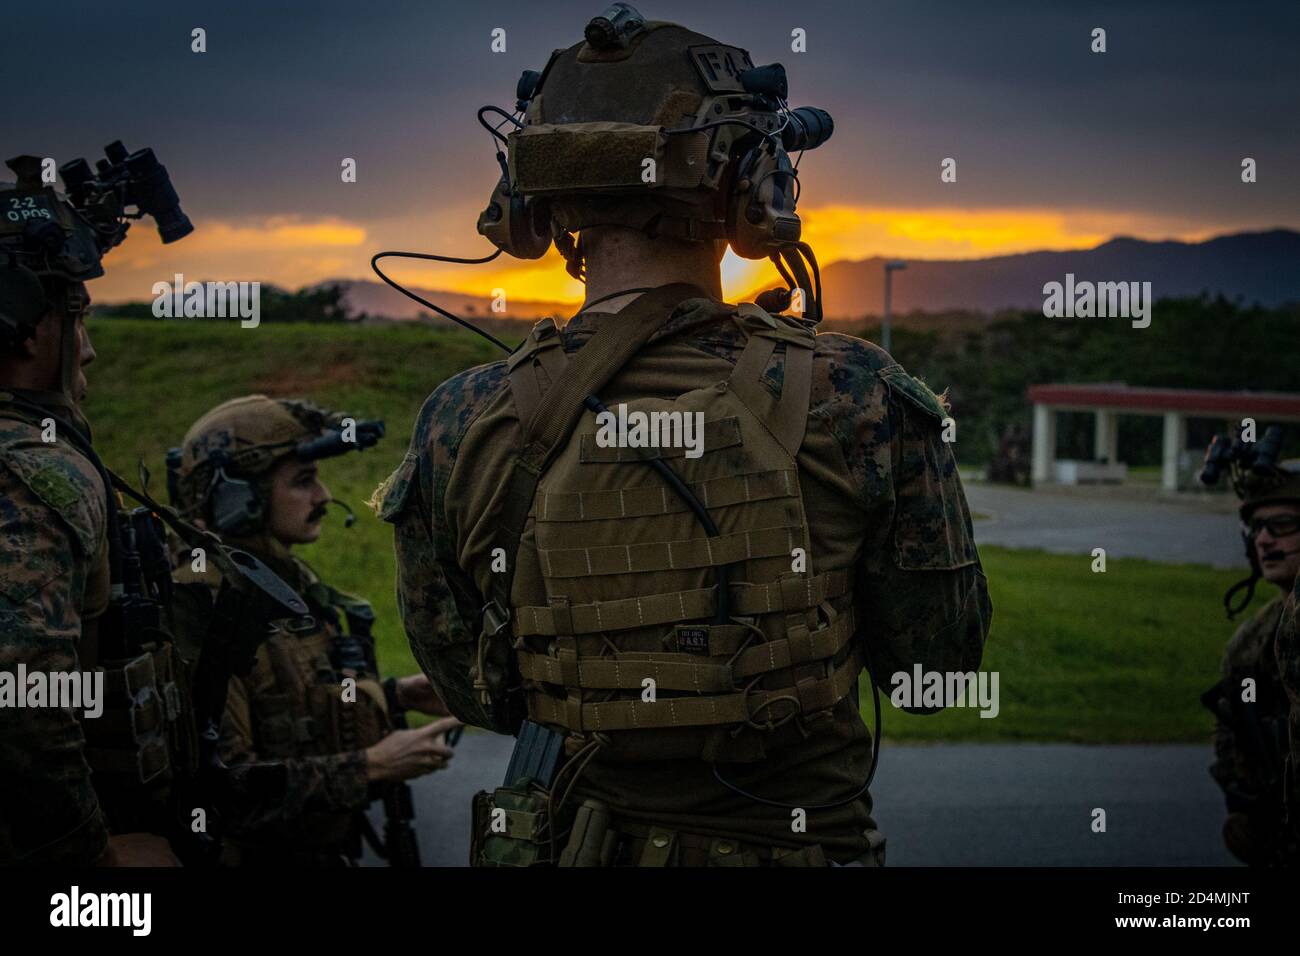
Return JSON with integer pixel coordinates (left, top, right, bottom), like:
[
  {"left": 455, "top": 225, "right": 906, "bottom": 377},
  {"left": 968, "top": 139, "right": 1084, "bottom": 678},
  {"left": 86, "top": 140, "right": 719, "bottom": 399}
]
[
  {"left": 0, "top": 141, "right": 192, "bottom": 349},
  {"left": 1199, "top": 424, "right": 1285, "bottom": 494}
]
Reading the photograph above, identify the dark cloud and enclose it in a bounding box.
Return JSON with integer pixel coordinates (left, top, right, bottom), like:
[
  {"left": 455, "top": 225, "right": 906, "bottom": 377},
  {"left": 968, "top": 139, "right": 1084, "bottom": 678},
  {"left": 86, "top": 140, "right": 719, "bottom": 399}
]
[{"left": 4, "top": 0, "right": 1296, "bottom": 237}]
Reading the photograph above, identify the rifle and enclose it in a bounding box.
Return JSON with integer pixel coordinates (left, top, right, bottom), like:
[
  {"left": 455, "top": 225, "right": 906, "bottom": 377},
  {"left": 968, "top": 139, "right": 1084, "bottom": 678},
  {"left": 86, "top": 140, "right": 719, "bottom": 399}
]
[
  {"left": 110, "top": 472, "right": 308, "bottom": 865},
  {"left": 377, "top": 677, "right": 423, "bottom": 867},
  {"left": 1201, "top": 676, "right": 1288, "bottom": 813}
]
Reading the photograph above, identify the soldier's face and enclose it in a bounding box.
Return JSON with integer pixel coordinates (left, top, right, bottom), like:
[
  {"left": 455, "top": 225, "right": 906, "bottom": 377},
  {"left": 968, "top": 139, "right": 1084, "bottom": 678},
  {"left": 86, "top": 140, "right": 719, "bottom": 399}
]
[
  {"left": 22, "top": 285, "right": 95, "bottom": 400},
  {"left": 71, "top": 298, "right": 95, "bottom": 402},
  {"left": 265, "top": 458, "right": 331, "bottom": 546},
  {"left": 1250, "top": 503, "right": 1300, "bottom": 586}
]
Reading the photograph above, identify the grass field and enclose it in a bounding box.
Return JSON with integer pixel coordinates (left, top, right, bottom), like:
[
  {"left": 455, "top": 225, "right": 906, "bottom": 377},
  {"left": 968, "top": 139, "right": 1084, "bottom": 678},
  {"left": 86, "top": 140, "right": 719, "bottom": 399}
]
[{"left": 83, "top": 317, "right": 1266, "bottom": 744}]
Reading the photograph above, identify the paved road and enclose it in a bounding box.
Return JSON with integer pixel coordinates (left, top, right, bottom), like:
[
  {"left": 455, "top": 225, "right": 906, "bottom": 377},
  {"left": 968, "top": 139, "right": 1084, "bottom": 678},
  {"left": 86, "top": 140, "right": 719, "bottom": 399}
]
[
  {"left": 364, "top": 735, "right": 1236, "bottom": 867},
  {"left": 963, "top": 483, "right": 1245, "bottom": 569}
]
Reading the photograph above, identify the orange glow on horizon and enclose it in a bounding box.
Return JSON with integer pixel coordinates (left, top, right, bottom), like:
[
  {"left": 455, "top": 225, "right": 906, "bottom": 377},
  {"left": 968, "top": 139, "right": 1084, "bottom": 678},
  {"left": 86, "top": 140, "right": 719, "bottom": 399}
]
[
  {"left": 419, "top": 205, "right": 1220, "bottom": 302},
  {"left": 90, "top": 205, "right": 1226, "bottom": 304}
]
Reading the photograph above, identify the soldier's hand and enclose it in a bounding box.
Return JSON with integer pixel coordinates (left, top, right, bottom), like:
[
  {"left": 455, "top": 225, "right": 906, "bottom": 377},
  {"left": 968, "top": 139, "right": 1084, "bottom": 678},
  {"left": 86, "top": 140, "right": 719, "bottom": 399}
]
[
  {"left": 99, "top": 832, "right": 181, "bottom": 867},
  {"left": 365, "top": 717, "right": 461, "bottom": 782},
  {"left": 395, "top": 673, "right": 452, "bottom": 716}
]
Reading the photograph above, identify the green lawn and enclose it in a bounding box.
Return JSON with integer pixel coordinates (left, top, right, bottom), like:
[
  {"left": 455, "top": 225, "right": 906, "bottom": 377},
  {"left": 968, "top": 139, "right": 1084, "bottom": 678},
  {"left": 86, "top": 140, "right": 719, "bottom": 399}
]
[
  {"left": 84, "top": 318, "right": 1263, "bottom": 743},
  {"left": 877, "top": 546, "right": 1268, "bottom": 743}
]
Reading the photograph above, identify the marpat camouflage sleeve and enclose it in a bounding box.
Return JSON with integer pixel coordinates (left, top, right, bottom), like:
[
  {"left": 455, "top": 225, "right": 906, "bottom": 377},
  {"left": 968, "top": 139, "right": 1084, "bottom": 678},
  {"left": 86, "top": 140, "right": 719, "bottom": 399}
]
[
  {"left": 0, "top": 464, "right": 108, "bottom": 865},
  {"left": 837, "top": 354, "right": 992, "bottom": 699},
  {"left": 380, "top": 364, "right": 506, "bottom": 731},
  {"left": 215, "top": 672, "right": 371, "bottom": 828},
  {"left": 1210, "top": 603, "right": 1282, "bottom": 800}
]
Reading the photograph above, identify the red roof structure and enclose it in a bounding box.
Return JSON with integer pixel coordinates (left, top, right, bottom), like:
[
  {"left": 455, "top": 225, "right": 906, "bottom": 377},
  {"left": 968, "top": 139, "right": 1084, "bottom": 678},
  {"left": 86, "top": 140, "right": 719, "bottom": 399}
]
[
  {"left": 1027, "top": 383, "right": 1300, "bottom": 419},
  {"left": 1026, "top": 383, "right": 1300, "bottom": 490}
]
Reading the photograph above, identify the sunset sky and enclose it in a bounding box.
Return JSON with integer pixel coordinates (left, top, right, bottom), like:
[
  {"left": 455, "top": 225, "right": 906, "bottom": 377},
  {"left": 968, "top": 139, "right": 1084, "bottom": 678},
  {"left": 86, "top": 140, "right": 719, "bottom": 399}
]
[{"left": 5, "top": 0, "right": 1297, "bottom": 304}]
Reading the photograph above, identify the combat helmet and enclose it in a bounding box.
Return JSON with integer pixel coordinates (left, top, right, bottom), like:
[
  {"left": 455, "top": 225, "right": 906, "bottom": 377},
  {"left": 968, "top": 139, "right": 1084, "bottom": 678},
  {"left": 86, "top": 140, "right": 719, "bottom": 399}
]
[
  {"left": 475, "top": 4, "right": 834, "bottom": 316},
  {"left": 0, "top": 143, "right": 191, "bottom": 405},
  {"left": 1236, "top": 460, "right": 1300, "bottom": 522},
  {"left": 170, "top": 395, "right": 384, "bottom": 536}
]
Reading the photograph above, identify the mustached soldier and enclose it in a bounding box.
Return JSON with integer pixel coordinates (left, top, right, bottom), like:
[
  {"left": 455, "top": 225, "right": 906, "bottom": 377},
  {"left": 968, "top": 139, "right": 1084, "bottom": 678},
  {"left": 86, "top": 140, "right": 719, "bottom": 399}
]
[
  {"left": 377, "top": 6, "right": 991, "bottom": 866},
  {"left": 0, "top": 148, "right": 197, "bottom": 865},
  {"left": 171, "top": 396, "right": 460, "bottom": 866},
  {"left": 1203, "top": 458, "right": 1300, "bottom": 866}
]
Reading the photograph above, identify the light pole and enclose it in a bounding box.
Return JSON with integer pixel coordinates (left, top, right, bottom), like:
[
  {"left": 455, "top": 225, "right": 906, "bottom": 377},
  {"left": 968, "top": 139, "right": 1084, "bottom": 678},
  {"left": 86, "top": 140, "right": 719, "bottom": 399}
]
[{"left": 882, "top": 260, "right": 907, "bottom": 354}]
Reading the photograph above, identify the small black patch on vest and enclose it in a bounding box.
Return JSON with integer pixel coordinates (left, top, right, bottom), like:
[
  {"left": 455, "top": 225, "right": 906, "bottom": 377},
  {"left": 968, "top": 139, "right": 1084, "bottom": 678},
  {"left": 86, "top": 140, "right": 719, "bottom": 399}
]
[{"left": 675, "top": 625, "right": 710, "bottom": 655}]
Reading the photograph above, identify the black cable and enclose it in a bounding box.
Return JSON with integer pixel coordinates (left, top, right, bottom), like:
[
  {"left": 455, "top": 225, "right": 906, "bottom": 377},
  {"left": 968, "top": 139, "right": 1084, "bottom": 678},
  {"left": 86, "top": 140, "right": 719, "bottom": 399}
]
[
  {"left": 477, "top": 106, "right": 523, "bottom": 144},
  {"left": 780, "top": 247, "right": 816, "bottom": 322},
  {"left": 769, "top": 252, "right": 795, "bottom": 290},
  {"left": 663, "top": 116, "right": 785, "bottom": 145},
  {"left": 1224, "top": 572, "right": 1260, "bottom": 619},
  {"left": 795, "top": 241, "right": 823, "bottom": 321},
  {"left": 582, "top": 395, "right": 730, "bottom": 623},
  {"left": 711, "top": 644, "right": 883, "bottom": 810},
  {"left": 370, "top": 249, "right": 518, "bottom": 353}
]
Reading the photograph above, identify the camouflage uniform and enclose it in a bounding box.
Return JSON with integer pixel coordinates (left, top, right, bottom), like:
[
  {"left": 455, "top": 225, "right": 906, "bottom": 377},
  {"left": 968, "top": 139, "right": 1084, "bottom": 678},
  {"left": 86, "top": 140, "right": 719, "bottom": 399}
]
[
  {"left": 170, "top": 396, "right": 390, "bottom": 866},
  {"left": 380, "top": 297, "right": 992, "bottom": 864},
  {"left": 0, "top": 395, "right": 110, "bottom": 864},
  {"left": 1207, "top": 596, "right": 1293, "bottom": 864},
  {"left": 172, "top": 537, "right": 384, "bottom": 865},
  {"left": 1277, "top": 570, "right": 1300, "bottom": 853}
]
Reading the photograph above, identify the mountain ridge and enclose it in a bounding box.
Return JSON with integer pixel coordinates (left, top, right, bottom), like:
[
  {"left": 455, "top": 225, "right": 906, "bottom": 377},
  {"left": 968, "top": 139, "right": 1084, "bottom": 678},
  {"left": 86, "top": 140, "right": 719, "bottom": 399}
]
[{"left": 315, "top": 228, "right": 1300, "bottom": 323}]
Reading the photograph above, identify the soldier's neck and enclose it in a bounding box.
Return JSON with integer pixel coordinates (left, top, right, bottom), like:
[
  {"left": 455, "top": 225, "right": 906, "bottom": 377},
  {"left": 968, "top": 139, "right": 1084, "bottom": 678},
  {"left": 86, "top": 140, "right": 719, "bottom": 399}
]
[
  {"left": 579, "top": 227, "right": 723, "bottom": 315},
  {"left": 227, "top": 532, "right": 300, "bottom": 581}
]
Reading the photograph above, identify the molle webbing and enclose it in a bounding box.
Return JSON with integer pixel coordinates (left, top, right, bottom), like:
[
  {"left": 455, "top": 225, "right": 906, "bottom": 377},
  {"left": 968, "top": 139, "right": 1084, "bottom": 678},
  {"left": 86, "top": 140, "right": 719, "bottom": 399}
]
[
  {"left": 526, "top": 647, "right": 862, "bottom": 733},
  {"left": 518, "top": 604, "right": 857, "bottom": 689},
  {"left": 514, "top": 567, "right": 851, "bottom": 636},
  {"left": 83, "top": 642, "right": 189, "bottom": 783},
  {"left": 537, "top": 466, "right": 795, "bottom": 521},
  {"left": 540, "top": 523, "right": 800, "bottom": 578},
  {"left": 514, "top": 300, "right": 863, "bottom": 745},
  {"left": 473, "top": 284, "right": 706, "bottom": 729}
]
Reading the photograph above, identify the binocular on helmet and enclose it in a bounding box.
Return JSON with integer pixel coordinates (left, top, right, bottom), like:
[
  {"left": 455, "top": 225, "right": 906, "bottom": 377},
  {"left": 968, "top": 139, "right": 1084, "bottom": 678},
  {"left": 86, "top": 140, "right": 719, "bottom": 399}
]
[
  {"left": 0, "top": 140, "right": 192, "bottom": 350},
  {"left": 1200, "top": 425, "right": 1284, "bottom": 487},
  {"left": 59, "top": 140, "right": 193, "bottom": 246}
]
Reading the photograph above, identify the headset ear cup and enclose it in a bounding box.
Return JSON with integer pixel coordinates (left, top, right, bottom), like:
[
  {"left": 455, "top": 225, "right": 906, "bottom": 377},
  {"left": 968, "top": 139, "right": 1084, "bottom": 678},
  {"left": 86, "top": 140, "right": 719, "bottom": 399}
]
[
  {"left": 0, "top": 263, "right": 48, "bottom": 351},
  {"left": 727, "top": 147, "right": 802, "bottom": 260},
  {"left": 477, "top": 177, "right": 515, "bottom": 253},
  {"left": 509, "top": 193, "right": 552, "bottom": 260},
  {"left": 209, "top": 472, "right": 264, "bottom": 537},
  {"left": 476, "top": 176, "right": 552, "bottom": 260}
]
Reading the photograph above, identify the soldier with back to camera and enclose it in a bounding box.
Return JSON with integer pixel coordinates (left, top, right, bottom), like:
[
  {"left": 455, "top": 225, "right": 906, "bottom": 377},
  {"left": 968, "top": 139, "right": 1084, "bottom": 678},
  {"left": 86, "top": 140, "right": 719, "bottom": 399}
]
[{"left": 377, "top": 5, "right": 992, "bottom": 867}]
